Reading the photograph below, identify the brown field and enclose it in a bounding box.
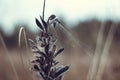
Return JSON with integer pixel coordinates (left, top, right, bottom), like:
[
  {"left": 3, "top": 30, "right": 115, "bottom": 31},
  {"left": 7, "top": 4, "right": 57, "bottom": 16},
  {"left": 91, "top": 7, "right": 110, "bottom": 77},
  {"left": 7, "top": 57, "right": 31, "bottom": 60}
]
[{"left": 0, "top": 20, "right": 120, "bottom": 80}]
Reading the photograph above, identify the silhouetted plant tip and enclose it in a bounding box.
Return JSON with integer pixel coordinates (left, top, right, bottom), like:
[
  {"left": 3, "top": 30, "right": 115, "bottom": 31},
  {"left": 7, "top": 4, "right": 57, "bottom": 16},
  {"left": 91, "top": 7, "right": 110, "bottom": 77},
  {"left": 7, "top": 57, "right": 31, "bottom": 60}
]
[
  {"left": 35, "top": 18, "right": 44, "bottom": 31},
  {"left": 29, "top": 0, "right": 69, "bottom": 80}
]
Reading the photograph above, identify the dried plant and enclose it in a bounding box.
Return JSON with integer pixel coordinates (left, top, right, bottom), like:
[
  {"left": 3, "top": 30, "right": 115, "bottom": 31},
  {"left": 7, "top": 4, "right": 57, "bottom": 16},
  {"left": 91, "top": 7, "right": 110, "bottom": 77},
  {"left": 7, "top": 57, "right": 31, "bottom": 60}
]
[{"left": 29, "top": 0, "right": 69, "bottom": 80}]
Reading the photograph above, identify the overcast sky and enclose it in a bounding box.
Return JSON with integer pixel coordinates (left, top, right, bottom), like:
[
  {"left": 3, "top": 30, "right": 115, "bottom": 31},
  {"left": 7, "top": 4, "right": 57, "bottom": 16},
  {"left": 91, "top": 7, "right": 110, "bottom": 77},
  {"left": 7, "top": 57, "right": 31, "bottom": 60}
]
[{"left": 0, "top": 0, "right": 120, "bottom": 35}]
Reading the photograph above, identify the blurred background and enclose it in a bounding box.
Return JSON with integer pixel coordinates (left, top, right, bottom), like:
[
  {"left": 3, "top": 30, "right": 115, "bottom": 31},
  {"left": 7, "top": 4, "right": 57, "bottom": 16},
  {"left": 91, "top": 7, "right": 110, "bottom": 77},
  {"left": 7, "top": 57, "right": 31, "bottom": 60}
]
[{"left": 0, "top": 0, "right": 120, "bottom": 80}]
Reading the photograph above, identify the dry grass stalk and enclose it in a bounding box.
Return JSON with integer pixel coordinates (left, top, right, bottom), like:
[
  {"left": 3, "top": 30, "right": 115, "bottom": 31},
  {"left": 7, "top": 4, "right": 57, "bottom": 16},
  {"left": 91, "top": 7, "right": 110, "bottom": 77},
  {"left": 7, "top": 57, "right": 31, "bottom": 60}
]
[
  {"left": 87, "top": 22, "right": 105, "bottom": 80},
  {"left": 18, "top": 27, "right": 28, "bottom": 48},
  {"left": 18, "top": 27, "right": 30, "bottom": 66},
  {"left": 0, "top": 34, "right": 20, "bottom": 80},
  {"left": 96, "top": 24, "right": 117, "bottom": 80}
]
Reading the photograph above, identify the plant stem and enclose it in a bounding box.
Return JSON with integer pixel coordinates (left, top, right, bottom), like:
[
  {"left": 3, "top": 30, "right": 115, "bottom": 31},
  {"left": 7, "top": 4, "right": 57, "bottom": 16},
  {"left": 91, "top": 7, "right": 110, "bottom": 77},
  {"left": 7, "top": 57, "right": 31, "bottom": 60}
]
[{"left": 43, "top": 0, "right": 46, "bottom": 20}]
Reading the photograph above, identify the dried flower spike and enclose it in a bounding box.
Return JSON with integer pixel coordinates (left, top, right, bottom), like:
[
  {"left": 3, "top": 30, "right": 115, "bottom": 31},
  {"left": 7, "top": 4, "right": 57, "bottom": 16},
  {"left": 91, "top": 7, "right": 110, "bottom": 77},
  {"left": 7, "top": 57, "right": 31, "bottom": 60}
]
[{"left": 29, "top": 0, "right": 69, "bottom": 80}]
